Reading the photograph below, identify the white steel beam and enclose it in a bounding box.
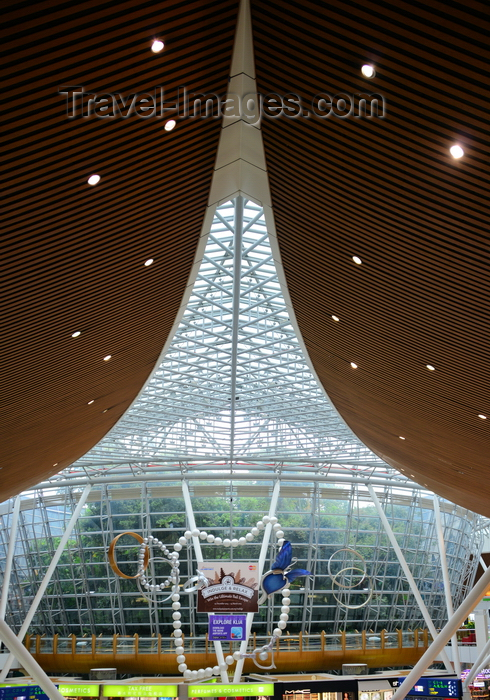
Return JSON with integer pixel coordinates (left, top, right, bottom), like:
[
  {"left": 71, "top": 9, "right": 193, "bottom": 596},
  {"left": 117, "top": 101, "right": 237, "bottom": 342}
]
[
  {"left": 368, "top": 485, "right": 453, "bottom": 673},
  {"left": 0, "top": 496, "right": 21, "bottom": 620},
  {"left": 0, "top": 485, "right": 91, "bottom": 681},
  {"left": 393, "top": 565, "right": 490, "bottom": 700},
  {"left": 433, "top": 495, "right": 461, "bottom": 675}
]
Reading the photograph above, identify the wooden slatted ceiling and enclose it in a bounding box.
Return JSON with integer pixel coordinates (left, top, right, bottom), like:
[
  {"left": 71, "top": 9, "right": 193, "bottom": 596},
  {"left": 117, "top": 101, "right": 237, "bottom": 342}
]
[
  {"left": 251, "top": 0, "right": 490, "bottom": 516},
  {"left": 0, "top": 0, "right": 238, "bottom": 502}
]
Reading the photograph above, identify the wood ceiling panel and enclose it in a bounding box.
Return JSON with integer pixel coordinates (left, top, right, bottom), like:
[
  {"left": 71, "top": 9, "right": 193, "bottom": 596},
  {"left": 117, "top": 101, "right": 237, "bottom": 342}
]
[
  {"left": 251, "top": 0, "right": 490, "bottom": 515},
  {"left": 0, "top": 0, "right": 238, "bottom": 501}
]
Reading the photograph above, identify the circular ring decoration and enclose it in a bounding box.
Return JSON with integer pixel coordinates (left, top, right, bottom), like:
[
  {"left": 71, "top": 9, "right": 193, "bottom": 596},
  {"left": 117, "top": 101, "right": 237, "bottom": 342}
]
[
  {"left": 108, "top": 532, "right": 149, "bottom": 579},
  {"left": 331, "top": 566, "right": 373, "bottom": 609},
  {"left": 327, "top": 548, "right": 367, "bottom": 587}
]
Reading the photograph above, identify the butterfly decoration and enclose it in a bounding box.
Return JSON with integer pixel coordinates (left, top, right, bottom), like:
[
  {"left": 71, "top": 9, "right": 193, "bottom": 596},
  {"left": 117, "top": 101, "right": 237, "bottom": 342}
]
[{"left": 259, "top": 541, "right": 311, "bottom": 604}]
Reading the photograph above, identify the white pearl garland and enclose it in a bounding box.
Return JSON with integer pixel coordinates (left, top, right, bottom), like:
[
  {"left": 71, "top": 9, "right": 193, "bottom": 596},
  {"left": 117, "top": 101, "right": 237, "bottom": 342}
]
[{"left": 136, "top": 513, "right": 289, "bottom": 678}]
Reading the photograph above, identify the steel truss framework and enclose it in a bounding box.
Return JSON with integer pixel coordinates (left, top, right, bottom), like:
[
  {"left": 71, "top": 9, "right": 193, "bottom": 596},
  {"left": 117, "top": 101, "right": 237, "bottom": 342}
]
[
  {"left": 0, "top": 478, "right": 486, "bottom": 639},
  {"left": 63, "top": 198, "right": 397, "bottom": 477}
]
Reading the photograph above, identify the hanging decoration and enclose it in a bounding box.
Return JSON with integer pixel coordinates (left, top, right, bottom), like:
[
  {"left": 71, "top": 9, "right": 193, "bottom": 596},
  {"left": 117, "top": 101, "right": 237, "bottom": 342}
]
[
  {"left": 327, "top": 547, "right": 373, "bottom": 609},
  {"left": 108, "top": 514, "right": 312, "bottom": 679}
]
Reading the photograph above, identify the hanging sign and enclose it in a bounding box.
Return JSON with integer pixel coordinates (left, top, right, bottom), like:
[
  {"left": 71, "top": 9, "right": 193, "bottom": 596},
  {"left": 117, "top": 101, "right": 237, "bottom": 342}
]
[
  {"left": 188, "top": 683, "right": 274, "bottom": 697},
  {"left": 197, "top": 562, "right": 259, "bottom": 613},
  {"left": 208, "top": 613, "right": 247, "bottom": 640}
]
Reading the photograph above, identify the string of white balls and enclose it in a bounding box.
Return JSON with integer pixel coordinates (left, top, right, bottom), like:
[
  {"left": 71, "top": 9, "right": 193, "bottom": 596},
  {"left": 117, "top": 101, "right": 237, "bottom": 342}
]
[{"left": 135, "top": 514, "right": 289, "bottom": 680}]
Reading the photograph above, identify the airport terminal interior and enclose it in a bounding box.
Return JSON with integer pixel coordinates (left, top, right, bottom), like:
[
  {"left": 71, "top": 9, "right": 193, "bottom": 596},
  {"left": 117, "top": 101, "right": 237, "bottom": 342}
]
[{"left": 2, "top": 0, "right": 490, "bottom": 699}]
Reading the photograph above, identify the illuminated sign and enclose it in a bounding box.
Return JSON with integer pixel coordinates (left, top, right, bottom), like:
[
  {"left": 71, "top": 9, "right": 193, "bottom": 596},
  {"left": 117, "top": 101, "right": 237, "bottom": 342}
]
[
  {"left": 58, "top": 685, "right": 100, "bottom": 697},
  {"left": 401, "top": 678, "right": 462, "bottom": 698},
  {"left": 102, "top": 686, "right": 178, "bottom": 697},
  {"left": 0, "top": 686, "right": 48, "bottom": 700},
  {"left": 188, "top": 683, "right": 274, "bottom": 696}
]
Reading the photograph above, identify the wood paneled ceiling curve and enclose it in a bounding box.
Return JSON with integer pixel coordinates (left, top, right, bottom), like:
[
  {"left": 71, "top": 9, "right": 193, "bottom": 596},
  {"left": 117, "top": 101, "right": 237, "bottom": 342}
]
[
  {"left": 251, "top": 0, "right": 490, "bottom": 516},
  {"left": 1, "top": 0, "right": 238, "bottom": 502}
]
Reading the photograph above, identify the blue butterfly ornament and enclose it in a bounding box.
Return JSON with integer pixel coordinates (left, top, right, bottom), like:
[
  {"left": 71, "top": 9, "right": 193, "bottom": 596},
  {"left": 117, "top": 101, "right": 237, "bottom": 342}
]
[{"left": 259, "top": 541, "right": 311, "bottom": 604}]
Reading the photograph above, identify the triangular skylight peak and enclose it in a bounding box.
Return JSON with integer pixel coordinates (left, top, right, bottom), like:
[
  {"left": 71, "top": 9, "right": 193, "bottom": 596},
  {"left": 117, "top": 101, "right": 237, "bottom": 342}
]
[{"left": 78, "top": 198, "right": 383, "bottom": 469}]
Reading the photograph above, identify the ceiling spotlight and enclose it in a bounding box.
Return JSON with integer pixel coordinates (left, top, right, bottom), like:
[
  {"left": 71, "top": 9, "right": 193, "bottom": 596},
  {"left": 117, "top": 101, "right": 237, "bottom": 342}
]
[
  {"left": 144, "top": 258, "right": 154, "bottom": 266},
  {"left": 478, "top": 414, "right": 487, "bottom": 420},
  {"left": 165, "top": 119, "right": 176, "bottom": 132},
  {"left": 361, "top": 64, "right": 375, "bottom": 78},
  {"left": 331, "top": 315, "right": 340, "bottom": 322},
  {"left": 399, "top": 436, "right": 406, "bottom": 440},
  {"left": 426, "top": 364, "right": 435, "bottom": 371},
  {"left": 151, "top": 39, "right": 164, "bottom": 53},
  {"left": 53, "top": 463, "right": 58, "bottom": 467},
  {"left": 352, "top": 255, "right": 362, "bottom": 265},
  {"left": 450, "top": 144, "right": 464, "bottom": 159},
  {"left": 87, "top": 400, "right": 95, "bottom": 405},
  {"left": 103, "top": 355, "right": 112, "bottom": 362},
  {"left": 87, "top": 174, "right": 100, "bottom": 186},
  {"left": 350, "top": 362, "right": 358, "bottom": 369},
  {"left": 71, "top": 331, "right": 81, "bottom": 338}
]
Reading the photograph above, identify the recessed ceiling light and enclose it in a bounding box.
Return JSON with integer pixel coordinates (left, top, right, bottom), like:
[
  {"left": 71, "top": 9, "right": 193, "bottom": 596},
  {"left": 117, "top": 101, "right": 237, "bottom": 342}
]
[
  {"left": 350, "top": 362, "right": 358, "bottom": 369},
  {"left": 399, "top": 436, "right": 406, "bottom": 440},
  {"left": 71, "top": 331, "right": 81, "bottom": 338},
  {"left": 151, "top": 39, "right": 164, "bottom": 53},
  {"left": 361, "top": 64, "right": 375, "bottom": 78},
  {"left": 426, "top": 364, "right": 435, "bottom": 371},
  {"left": 478, "top": 414, "right": 487, "bottom": 420},
  {"left": 53, "top": 463, "right": 58, "bottom": 467},
  {"left": 352, "top": 255, "right": 362, "bottom": 265},
  {"left": 450, "top": 145, "right": 464, "bottom": 159},
  {"left": 331, "top": 315, "right": 340, "bottom": 322},
  {"left": 103, "top": 409, "right": 108, "bottom": 413},
  {"left": 410, "top": 474, "right": 415, "bottom": 478},
  {"left": 165, "top": 119, "right": 176, "bottom": 132},
  {"left": 103, "top": 355, "right": 112, "bottom": 362},
  {"left": 88, "top": 400, "right": 95, "bottom": 405},
  {"left": 87, "top": 174, "right": 100, "bottom": 186},
  {"left": 144, "top": 258, "right": 154, "bottom": 266}
]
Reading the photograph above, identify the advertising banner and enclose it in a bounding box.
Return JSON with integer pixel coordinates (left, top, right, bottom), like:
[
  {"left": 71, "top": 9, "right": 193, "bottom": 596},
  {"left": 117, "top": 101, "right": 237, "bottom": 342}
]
[
  {"left": 208, "top": 614, "right": 247, "bottom": 640},
  {"left": 197, "top": 562, "right": 259, "bottom": 613}
]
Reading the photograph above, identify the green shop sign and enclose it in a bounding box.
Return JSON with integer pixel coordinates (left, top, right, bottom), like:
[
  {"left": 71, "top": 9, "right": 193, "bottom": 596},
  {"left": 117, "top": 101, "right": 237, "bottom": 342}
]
[
  {"left": 188, "top": 683, "right": 274, "bottom": 697},
  {"left": 102, "top": 685, "right": 178, "bottom": 697},
  {"left": 58, "top": 685, "right": 100, "bottom": 697}
]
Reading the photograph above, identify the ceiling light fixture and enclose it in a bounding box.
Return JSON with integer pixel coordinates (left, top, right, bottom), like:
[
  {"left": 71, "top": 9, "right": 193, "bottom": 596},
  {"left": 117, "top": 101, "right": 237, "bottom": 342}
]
[
  {"left": 151, "top": 39, "right": 164, "bottom": 53},
  {"left": 165, "top": 119, "right": 176, "bottom": 132},
  {"left": 103, "top": 355, "right": 112, "bottom": 362},
  {"left": 450, "top": 144, "right": 464, "bottom": 159},
  {"left": 144, "top": 258, "right": 154, "bottom": 266},
  {"left": 331, "top": 315, "right": 340, "bottom": 322},
  {"left": 361, "top": 64, "right": 375, "bottom": 78},
  {"left": 352, "top": 255, "right": 362, "bottom": 265},
  {"left": 350, "top": 362, "right": 358, "bottom": 369},
  {"left": 53, "top": 463, "right": 58, "bottom": 467},
  {"left": 88, "top": 400, "right": 95, "bottom": 405},
  {"left": 87, "top": 174, "right": 100, "bottom": 186},
  {"left": 426, "top": 364, "right": 435, "bottom": 371},
  {"left": 478, "top": 414, "right": 487, "bottom": 420},
  {"left": 71, "top": 331, "right": 81, "bottom": 338},
  {"left": 399, "top": 436, "right": 406, "bottom": 440}
]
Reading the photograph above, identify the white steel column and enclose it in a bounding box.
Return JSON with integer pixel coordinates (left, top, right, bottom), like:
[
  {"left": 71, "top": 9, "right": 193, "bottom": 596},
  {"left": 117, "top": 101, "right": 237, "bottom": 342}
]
[
  {"left": 433, "top": 496, "right": 461, "bottom": 675},
  {"left": 368, "top": 485, "right": 453, "bottom": 673},
  {"left": 0, "top": 496, "right": 21, "bottom": 621},
  {"left": 0, "top": 485, "right": 92, "bottom": 681},
  {"left": 0, "top": 619, "right": 65, "bottom": 700},
  {"left": 229, "top": 194, "right": 244, "bottom": 465},
  {"left": 181, "top": 480, "right": 228, "bottom": 683},
  {"left": 233, "top": 479, "right": 281, "bottom": 682},
  {"left": 393, "top": 565, "right": 490, "bottom": 700},
  {"left": 463, "top": 636, "right": 490, "bottom": 690}
]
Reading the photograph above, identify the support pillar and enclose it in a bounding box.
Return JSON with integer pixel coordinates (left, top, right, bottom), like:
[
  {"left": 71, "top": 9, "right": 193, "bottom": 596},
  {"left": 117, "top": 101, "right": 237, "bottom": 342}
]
[
  {"left": 233, "top": 479, "right": 281, "bottom": 682},
  {"left": 433, "top": 496, "right": 461, "bottom": 675},
  {"left": 181, "top": 480, "right": 228, "bottom": 683},
  {"left": 0, "top": 485, "right": 92, "bottom": 681},
  {"left": 392, "top": 564, "right": 490, "bottom": 700},
  {"left": 474, "top": 608, "right": 489, "bottom": 650},
  {"left": 0, "top": 620, "right": 65, "bottom": 700},
  {"left": 0, "top": 496, "right": 21, "bottom": 621},
  {"left": 368, "top": 485, "right": 453, "bottom": 673}
]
